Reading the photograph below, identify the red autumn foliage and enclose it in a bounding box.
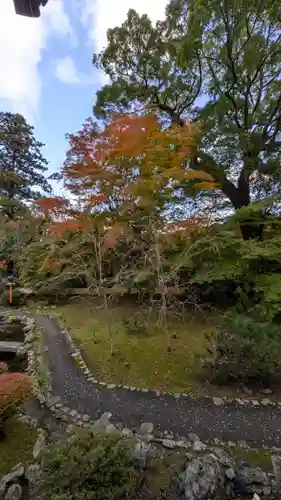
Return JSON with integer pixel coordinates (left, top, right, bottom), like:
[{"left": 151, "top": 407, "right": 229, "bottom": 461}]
[
  {"left": 36, "top": 197, "right": 68, "bottom": 215},
  {"left": 48, "top": 219, "right": 81, "bottom": 236},
  {"left": 0, "top": 372, "right": 33, "bottom": 424},
  {"left": 88, "top": 194, "right": 107, "bottom": 204}
]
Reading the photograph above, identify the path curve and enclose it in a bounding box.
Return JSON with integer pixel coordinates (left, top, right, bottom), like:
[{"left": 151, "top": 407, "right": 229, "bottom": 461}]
[{"left": 2, "top": 308, "right": 281, "bottom": 447}]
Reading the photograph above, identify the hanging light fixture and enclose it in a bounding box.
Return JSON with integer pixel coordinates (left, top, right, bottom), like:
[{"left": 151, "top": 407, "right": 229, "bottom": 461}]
[{"left": 13, "top": 0, "right": 49, "bottom": 18}]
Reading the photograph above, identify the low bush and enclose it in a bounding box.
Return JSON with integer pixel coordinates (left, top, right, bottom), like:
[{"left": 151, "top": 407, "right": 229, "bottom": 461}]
[
  {"left": 209, "top": 311, "right": 281, "bottom": 387},
  {"left": 36, "top": 429, "right": 138, "bottom": 500},
  {"left": 0, "top": 372, "right": 33, "bottom": 427}
]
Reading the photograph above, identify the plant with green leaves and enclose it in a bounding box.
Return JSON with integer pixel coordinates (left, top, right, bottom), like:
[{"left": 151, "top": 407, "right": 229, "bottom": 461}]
[
  {"left": 36, "top": 429, "right": 138, "bottom": 500},
  {"left": 93, "top": 0, "right": 281, "bottom": 240}
]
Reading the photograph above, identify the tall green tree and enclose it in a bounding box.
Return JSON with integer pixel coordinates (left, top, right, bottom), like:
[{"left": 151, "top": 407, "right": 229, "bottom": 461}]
[
  {"left": 93, "top": 0, "right": 281, "bottom": 240},
  {"left": 0, "top": 112, "right": 51, "bottom": 217}
]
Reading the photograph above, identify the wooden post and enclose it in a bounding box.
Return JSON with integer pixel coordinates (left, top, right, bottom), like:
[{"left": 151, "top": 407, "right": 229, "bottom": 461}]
[{"left": 9, "top": 284, "right": 13, "bottom": 304}]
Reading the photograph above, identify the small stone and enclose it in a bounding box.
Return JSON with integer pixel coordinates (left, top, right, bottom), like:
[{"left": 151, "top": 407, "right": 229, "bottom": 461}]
[
  {"left": 262, "top": 485, "right": 271, "bottom": 496},
  {"left": 139, "top": 422, "right": 154, "bottom": 435},
  {"left": 252, "top": 400, "right": 260, "bottom": 406},
  {"left": 99, "top": 412, "right": 112, "bottom": 426},
  {"left": 193, "top": 440, "right": 207, "bottom": 452},
  {"left": 243, "top": 386, "right": 253, "bottom": 395},
  {"left": 162, "top": 439, "right": 177, "bottom": 449},
  {"left": 228, "top": 441, "right": 236, "bottom": 448},
  {"left": 225, "top": 467, "right": 236, "bottom": 480},
  {"left": 253, "top": 494, "right": 261, "bottom": 500},
  {"left": 141, "top": 388, "right": 149, "bottom": 393},
  {"left": 122, "top": 428, "right": 133, "bottom": 438},
  {"left": 272, "top": 455, "right": 281, "bottom": 483},
  {"left": 66, "top": 424, "right": 75, "bottom": 434},
  {"left": 55, "top": 403, "right": 63, "bottom": 408},
  {"left": 106, "top": 383, "right": 116, "bottom": 389},
  {"left": 213, "top": 397, "right": 224, "bottom": 406},
  {"left": 188, "top": 432, "right": 200, "bottom": 443},
  {"left": 72, "top": 352, "right": 80, "bottom": 357},
  {"left": 82, "top": 414, "right": 90, "bottom": 422},
  {"left": 4, "top": 484, "right": 22, "bottom": 500},
  {"left": 69, "top": 409, "right": 78, "bottom": 417},
  {"left": 33, "top": 433, "right": 46, "bottom": 459},
  {"left": 235, "top": 398, "right": 245, "bottom": 405},
  {"left": 26, "top": 463, "right": 41, "bottom": 484},
  {"left": 263, "top": 388, "right": 272, "bottom": 395},
  {"left": 261, "top": 398, "right": 271, "bottom": 406}
]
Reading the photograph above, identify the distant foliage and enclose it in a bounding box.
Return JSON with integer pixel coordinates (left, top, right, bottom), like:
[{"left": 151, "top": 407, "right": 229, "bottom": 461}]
[
  {"left": 209, "top": 311, "right": 281, "bottom": 387},
  {"left": 36, "top": 429, "right": 137, "bottom": 500}
]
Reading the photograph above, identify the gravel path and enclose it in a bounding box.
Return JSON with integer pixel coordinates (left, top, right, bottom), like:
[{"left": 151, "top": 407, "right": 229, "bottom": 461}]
[
  {"left": 2, "top": 307, "right": 281, "bottom": 447},
  {"left": 34, "top": 314, "right": 281, "bottom": 447}
]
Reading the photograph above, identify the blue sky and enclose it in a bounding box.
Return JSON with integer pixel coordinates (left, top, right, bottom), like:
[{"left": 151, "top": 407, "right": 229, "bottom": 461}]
[{"left": 0, "top": 0, "right": 167, "bottom": 196}]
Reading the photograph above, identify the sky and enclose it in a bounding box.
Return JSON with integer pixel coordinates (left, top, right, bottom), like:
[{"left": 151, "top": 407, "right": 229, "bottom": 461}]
[{"left": 0, "top": 0, "right": 168, "bottom": 196}]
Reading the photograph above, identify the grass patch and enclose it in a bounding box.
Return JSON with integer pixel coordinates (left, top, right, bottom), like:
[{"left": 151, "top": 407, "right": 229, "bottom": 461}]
[
  {"left": 43, "top": 298, "right": 217, "bottom": 394},
  {"left": 230, "top": 445, "right": 273, "bottom": 470},
  {"left": 0, "top": 419, "right": 37, "bottom": 475}
]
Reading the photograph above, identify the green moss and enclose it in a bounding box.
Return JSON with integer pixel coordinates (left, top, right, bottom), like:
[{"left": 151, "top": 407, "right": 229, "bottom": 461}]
[
  {"left": 0, "top": 420, "right": 37, "bottom": 475},
  {"left": 230, "top": 446, "right": 273, "bottom": 470},
  {"left": 43, "top": 299, "right": 217, "bottom": 394}
]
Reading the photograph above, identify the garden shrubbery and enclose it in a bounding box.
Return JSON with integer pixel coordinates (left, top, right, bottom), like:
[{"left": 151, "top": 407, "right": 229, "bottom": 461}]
[
  {"left": 36, "top": 429, "right": 138, "bottom": 500},
  {"left": 209, "top": 311, "right": 281, "bottom": 387},
  {"left": 0, "top": 370, "right": 33, "bottom": 437}
]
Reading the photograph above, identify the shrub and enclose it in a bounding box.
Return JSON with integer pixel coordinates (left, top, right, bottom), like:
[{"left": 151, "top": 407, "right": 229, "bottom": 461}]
[
  {"left": 209, "top": 311, "right": 281, "bottom": 387},
  {"left": 0, "top": 372, "right": 33, "bottom": 426},
  {"left": 36, "top": 429, "right": 138, "bottom": 500}
]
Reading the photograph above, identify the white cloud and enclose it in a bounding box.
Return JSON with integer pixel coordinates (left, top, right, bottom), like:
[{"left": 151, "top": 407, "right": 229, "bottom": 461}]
[
  {"left": 55, "top": 56, "right": 94, "bottom": 85},
  {"left": 55, "top": 56, "right": 81, "bottom": 84},
  {"left": 79, "top": 0, "right": 168, "bottom": 81},
  {"left": 0, "top": 0, "right": 74, "bottom": 120}
]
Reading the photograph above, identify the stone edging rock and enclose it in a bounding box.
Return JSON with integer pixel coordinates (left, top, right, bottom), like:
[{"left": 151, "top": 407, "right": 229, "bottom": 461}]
[{"left": 55, "top": 316, "right": 281, "bottom": 410}]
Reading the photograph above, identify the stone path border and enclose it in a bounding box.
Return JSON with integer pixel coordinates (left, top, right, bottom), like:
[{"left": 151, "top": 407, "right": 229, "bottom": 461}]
[{"left": 2, "top": 308, "right": 281, "bottom": 449}]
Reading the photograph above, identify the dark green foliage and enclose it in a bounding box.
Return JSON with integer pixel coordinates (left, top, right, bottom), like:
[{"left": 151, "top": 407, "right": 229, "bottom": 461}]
[
  {"left": 210, "top": 311, "right": 281, "bottom": 387},
  {"left": 36, "top": 429, "right": 137, "bottom": 500},
  {"left": 0, "top": 112, "right": 51, "bottom": 217},
  {"left": 122, "top": 314, "right": 150, "bottom": 336}
]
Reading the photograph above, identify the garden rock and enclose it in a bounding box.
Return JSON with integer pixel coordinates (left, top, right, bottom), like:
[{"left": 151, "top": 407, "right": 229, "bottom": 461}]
[
  {"left": 4, "top": 484, "right": 22, "bottom": 500},
  {"left": 0, "top": 465, "right": 24, "bottom": 494},
  {"left": 193, "top": 440, "right": 207, "bottom": 452},
  {"left": 213, "top": 397, "right": 224, "bottom": 406},
  {"left": 132, "top": 439, "right": 153, "bottom": 468},
  {"left": 139, "top": 422, "right": 154, "bottom": 435},
  {"left": 234, "top": 464, "right": 270, "bottom": 496},
  {"left": 179, "top": 453, "right": 224, "bottom": 499},
  {"left": 272, "top": 455, "right": 281, "bottom": 484},
  {"left": 25, "top": 464, "right": 41, "bottom": 485},
  {"left": 33, "top": 432, "right": 46, "bottom": 459},
  {"left": 162, "top": 439, "right": 177, "bottom": 449}
]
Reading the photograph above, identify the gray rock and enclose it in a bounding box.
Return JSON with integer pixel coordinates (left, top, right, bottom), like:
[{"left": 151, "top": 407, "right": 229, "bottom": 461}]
[
  {"left": 122, "top": 428, "right": 133, "bottom": 438},
  {"left": 252, "top": 400, "right": 259, "bottom": 406},
  {"left": 213, "top": 448, "right": 234, "bottom": 468},
  {"left": 69, "top": 409, "right": 78, "bottom": 417},
  {"left": 263, "top": 388, "right": 272, "bottom": 395},
  {"left": 4, "top": 484, "right": 22, "bottom": 500},
  {"left": 213, "top": 397, "right": 224, "bottom": 406},
  {"left": 139, "top": 422, "right": 154, "bottom": 435},
  {"left": 99, "top": 412, "right": 112, "bottom": 426},
  {"left": 33, "top": 433, "right": 46, "bottom": 459},
  {"left": 272, "top": 455, "right": 281, "bottom": 483},
  {"left": 106, "top": 383, "right": 116, "bottom": 389},
  {"left": 0, "top": 464, "right": 25, "bottom": 494},
  {"left": 261, "top": 398, "right": 271, "bottom": 406},
  {"left": 225, "top": 467, "right": 236, "bottom": 480},
  {"left": 253, "top": 494, "right": 261, "bottom": 500},
  {"left": 179, "top": 454, "right": 222, "bottom": 500},
  {"left": 162, "top": 439, "right": 177, "bottom": 449},
  {"left": 193, "top": 440, "right": 207, "bottom": 452},
  {"left": 82, "top": 414, "right": 90, "bottom": 422},
  {"left": 243, "top": 386, "right": 253, "bottom": 395},
  {"left": 188, "top": 432, "right": 200, "bottom": 443},
  {"left": 25, "top": 464, "right": 41, "bottom": 484},
  {"left": 132, "top": 440, "right": 152, "bottom": 468}
]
